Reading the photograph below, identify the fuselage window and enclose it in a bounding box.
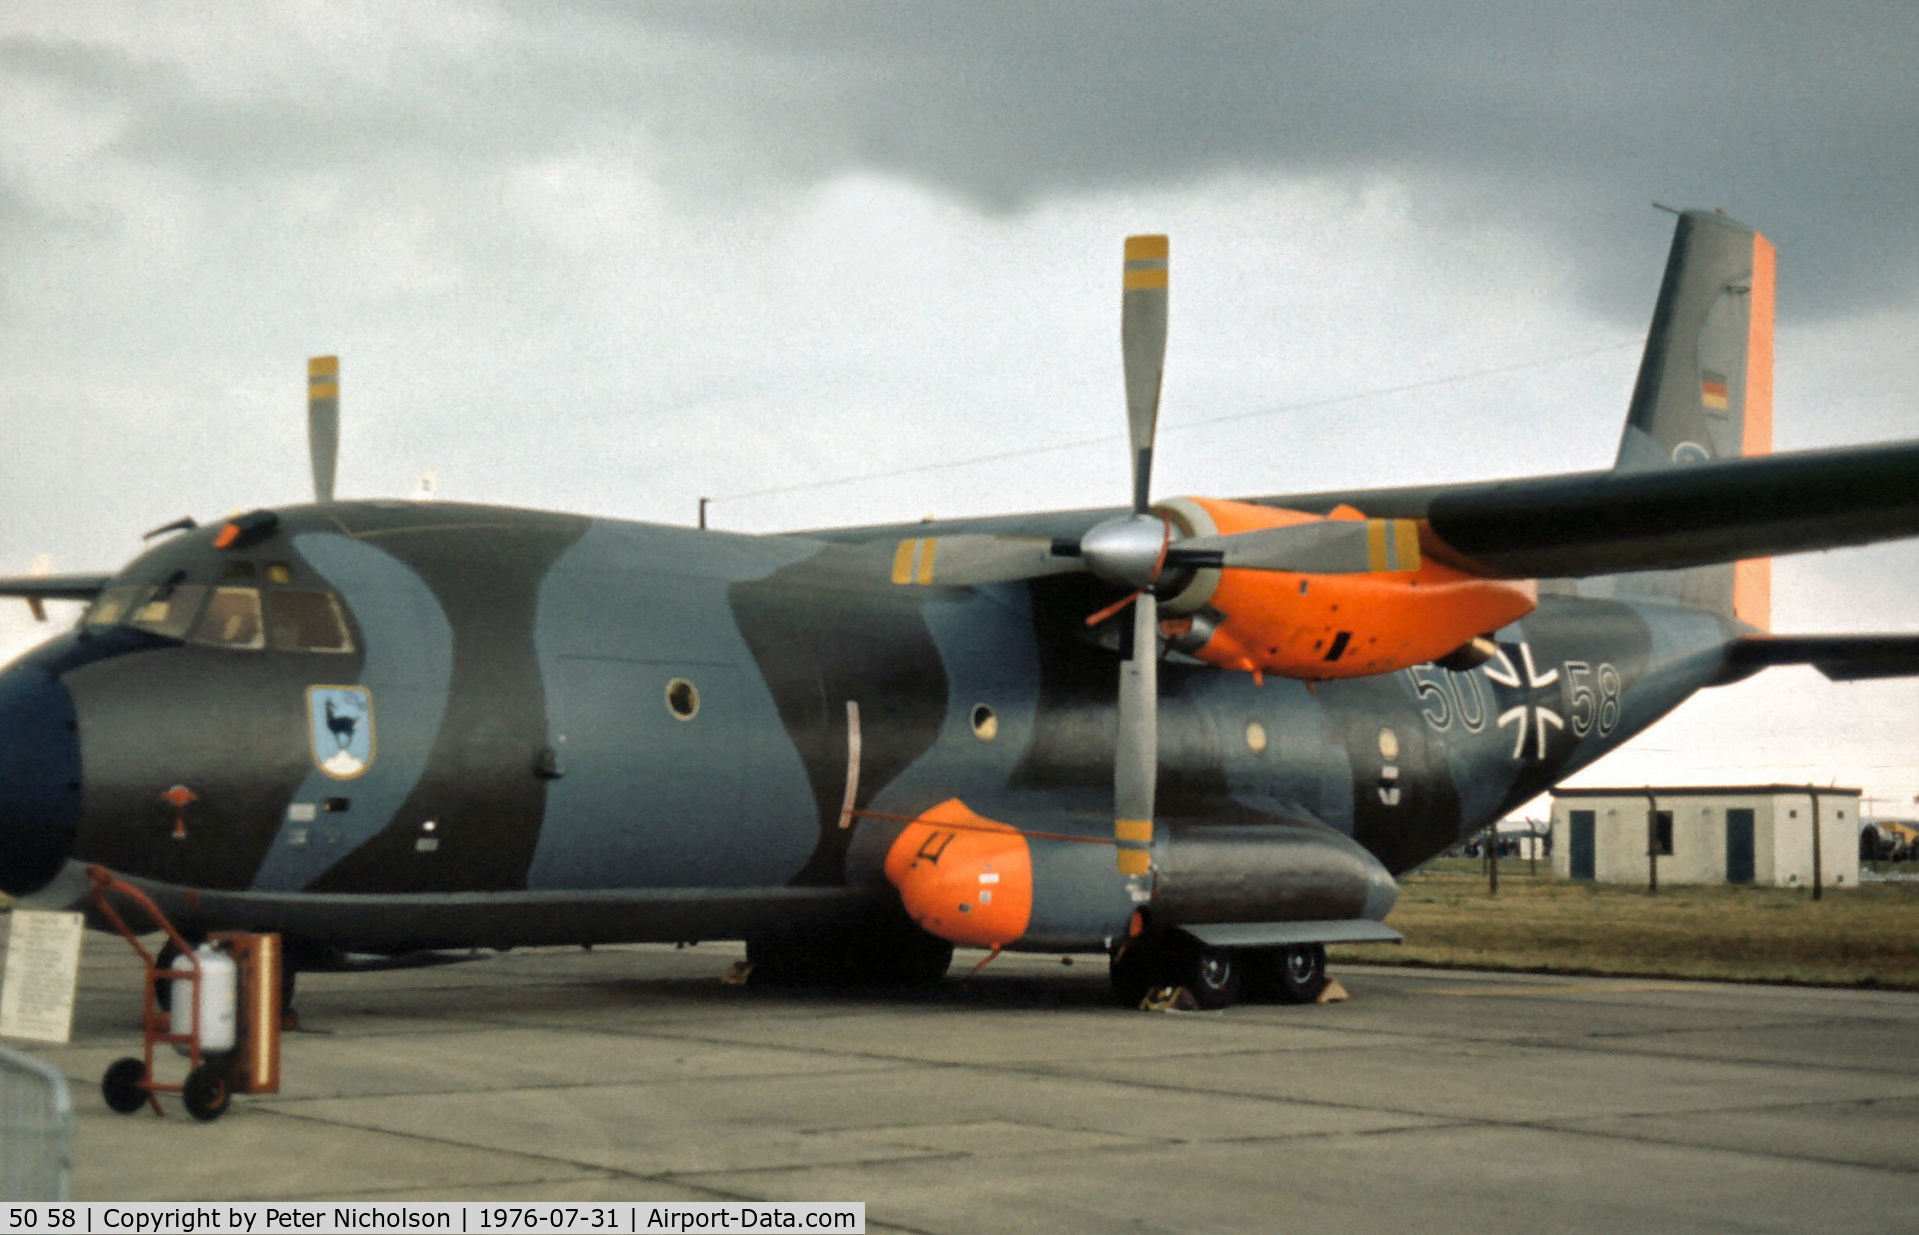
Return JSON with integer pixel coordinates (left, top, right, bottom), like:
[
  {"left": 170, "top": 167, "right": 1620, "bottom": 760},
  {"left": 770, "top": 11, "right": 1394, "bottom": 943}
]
[
  {"left": 191, "top": 587, "right": 266, "bottom": 649},
  {"left": 130, "top": 583, "right": 208, "bottom": 639},
  {"left": 266, "top": 590, "right": 354, "bottom": 653}
]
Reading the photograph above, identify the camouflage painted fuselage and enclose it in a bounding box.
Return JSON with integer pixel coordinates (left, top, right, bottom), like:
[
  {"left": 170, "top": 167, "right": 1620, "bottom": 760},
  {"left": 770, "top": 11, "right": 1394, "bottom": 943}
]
[{"left": 4, "top": 498, "right": 1738, "bottom": 955}]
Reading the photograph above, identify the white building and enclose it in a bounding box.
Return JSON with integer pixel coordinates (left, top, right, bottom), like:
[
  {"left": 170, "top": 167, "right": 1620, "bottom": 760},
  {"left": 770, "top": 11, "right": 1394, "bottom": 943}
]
[{"left": 1550, "top": 785, "right": 1860, "bottom": 890}]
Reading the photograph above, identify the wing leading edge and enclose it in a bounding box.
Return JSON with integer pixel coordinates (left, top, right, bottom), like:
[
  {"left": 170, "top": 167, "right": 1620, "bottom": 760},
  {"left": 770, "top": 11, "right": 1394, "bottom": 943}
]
[{"left": 1267, "top": 438, "right": 1919, "bottom": 581}]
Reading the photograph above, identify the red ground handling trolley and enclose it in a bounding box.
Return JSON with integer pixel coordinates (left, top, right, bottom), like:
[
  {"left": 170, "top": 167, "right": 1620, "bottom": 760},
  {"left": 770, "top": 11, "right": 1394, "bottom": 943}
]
[{"left": 84, "top": 865, "right": 282, "bottom": 1121}]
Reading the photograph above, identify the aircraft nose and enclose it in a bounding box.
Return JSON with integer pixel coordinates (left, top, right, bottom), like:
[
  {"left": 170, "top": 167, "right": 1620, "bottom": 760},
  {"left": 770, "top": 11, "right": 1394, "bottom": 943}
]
[{"left": 0, "top": 663, "right": 81, "bottom": 896}]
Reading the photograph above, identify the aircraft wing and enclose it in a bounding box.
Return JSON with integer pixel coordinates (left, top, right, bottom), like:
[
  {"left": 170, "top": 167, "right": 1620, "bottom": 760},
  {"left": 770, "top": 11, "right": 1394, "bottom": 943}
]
[
  {"left": 1267, "top": 438, "right": 1919, "bottom": 579},
  {"left": 814, "top": 439, "right": 1919, "bottom": 584},
  {"left": 0, "top": 574, "right": 111, "bottom": 603},
  {"left": 1723, "top": 633, "right": 1919, "bottom": 681}
]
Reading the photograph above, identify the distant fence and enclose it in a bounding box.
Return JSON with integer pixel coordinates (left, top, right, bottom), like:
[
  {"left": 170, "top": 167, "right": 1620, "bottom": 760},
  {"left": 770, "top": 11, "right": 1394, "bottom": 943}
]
[{"left": 0, "top": 1045, "right": 72, "bottom": 1200}]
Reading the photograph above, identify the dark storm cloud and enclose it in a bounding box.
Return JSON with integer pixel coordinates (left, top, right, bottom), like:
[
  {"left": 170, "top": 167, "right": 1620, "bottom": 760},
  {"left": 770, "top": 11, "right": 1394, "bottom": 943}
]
[
  {"left": 560, "top": 2, "right": 1919, "bottom": 318},
  {"left": 5, "top": 5, "right": 1916, "bottom": 320}
]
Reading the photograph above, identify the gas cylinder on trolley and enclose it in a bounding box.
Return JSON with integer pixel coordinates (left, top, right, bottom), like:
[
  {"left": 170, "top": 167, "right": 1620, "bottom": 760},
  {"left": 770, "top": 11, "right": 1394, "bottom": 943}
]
[{"left": 168, "top": 944, "right": 238, "bottom": 1055}]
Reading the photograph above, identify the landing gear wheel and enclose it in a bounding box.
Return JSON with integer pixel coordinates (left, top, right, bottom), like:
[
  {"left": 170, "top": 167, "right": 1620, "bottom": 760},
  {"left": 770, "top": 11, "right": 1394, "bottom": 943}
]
[
  {"left": 182, "top": 1060, "right": 232, "bottom": 1122},
  {"left": 746, "top": 909, "right": 954, "bottom": 990},
  {"left": 1108, "top": 943, "right": 1161, "bottom": 1007},
  {"left": 1248, "top": 944, "right": 1328, "bottom": 1004},
  {"left": 1176, "top": 941, "right": 1241, "bottom": 1010},
  {"left": 102, "top": 1057, "right": 148, "bottom": 1114},
  {"left": 860, "top": 929, "right": 953, "bottom": 989}
]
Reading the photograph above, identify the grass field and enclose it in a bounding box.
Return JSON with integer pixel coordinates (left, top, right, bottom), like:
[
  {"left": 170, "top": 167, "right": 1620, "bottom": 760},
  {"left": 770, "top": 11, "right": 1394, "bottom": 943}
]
[{"left": 1334, "top": 859, "right": 1919, "bottom": 989}]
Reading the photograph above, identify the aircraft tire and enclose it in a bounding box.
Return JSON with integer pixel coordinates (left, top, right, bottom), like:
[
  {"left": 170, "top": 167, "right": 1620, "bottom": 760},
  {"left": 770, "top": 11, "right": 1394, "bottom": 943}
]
[
  {"left": 1108, "top": 942, "right": 1163, "bottom": 1007},
  {"left": 742, "top": 934, "right": 826, "bottom": 987},
  {"left": 1175, "top": 940, "right": 1241, "bottom": 1010},
  {"left": 1246, "top": 944, "right": 1328, "bottom": 1004},
  {"left": 182, "top": 1060, "right": 232, "bottom": 1122},
  {"left": 102, "top": 1057, "right": 148, "bottom": 1114},
  {"left": 857, "top": 929, "right": 953, "bottom": 989},
  {"left": 744, "top": 923, "right": 952, "bottom": 990}
]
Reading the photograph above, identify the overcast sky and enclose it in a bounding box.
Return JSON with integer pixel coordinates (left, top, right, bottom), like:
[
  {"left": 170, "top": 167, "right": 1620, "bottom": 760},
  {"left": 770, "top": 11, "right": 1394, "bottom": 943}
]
[{"left": 5, "top": 3, "right": 1919, "bottom": 815}]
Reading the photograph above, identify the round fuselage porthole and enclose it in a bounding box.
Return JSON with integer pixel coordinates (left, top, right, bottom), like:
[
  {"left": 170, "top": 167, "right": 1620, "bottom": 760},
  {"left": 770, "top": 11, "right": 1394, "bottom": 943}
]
[{"left": 666, "top": 678, "right": 700, "bottom": 721}]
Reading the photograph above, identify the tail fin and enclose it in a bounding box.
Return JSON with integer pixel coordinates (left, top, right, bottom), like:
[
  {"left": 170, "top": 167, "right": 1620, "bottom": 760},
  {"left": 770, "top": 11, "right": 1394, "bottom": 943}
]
[{"left": 1610, "top": 209, "right": 1775, "bottom": 630}]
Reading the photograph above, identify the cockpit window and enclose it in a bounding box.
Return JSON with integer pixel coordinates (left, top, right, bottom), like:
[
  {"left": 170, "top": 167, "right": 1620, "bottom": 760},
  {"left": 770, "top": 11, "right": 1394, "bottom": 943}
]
[
  {"left": 129, "top": 583, "right": 207, "bottom": 639},
  {"left": 85, "top": 586, "right": 141, "bottom": 629},
  {"left": 265, "top": 589, "right": 354, "bottom": 653},
  {"left": 191, "top": 587, "right": 265, "bottom": 649}
]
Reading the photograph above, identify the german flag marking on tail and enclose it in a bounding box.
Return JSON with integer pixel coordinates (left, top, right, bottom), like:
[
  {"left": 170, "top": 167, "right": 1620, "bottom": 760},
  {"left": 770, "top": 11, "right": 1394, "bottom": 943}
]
[{"left": 1701, "top": 370, "right": 1730, "bottom": 411}]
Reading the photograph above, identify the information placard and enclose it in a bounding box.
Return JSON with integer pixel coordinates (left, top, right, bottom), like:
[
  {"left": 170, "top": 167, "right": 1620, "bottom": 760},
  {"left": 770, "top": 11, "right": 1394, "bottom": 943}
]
[{"left": 0, "top": 910, "right": 86, "bottom": 1044}]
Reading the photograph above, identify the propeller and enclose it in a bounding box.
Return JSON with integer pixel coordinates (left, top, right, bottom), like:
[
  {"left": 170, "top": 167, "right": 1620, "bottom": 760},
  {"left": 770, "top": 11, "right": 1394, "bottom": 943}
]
[
  {"left": 308, "top": 355, "right": 339, "bottom": 503},
  {"left": 887, "top": 237, "right": 1426, "bottom": 890},
  {"left": 1112, "top": 236, "right": 1167, "bottom": 889},
  {"left": 887, "top": 222, "right": 1418, "bottom": 596}
]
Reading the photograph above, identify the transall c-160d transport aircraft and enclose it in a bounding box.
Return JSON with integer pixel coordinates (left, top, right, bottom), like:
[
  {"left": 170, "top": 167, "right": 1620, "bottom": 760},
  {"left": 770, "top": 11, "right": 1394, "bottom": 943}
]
[{"left": 4, "top": 208, "right": 1919, "bottom": 1011}]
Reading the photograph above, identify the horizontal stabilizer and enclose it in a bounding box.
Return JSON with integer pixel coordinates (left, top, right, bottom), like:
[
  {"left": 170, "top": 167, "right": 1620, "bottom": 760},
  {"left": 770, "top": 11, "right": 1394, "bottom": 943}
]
[{"left": 1724, "top": 633, "right": 1919, "bottom": 681}]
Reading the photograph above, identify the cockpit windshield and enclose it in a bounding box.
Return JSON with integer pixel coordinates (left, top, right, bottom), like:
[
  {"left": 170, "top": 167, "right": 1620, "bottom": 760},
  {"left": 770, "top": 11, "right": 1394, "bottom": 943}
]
[
  {"left": 85, "top": 575, "right": 207, "bottom": 638},
  {"left": 129, "top": 582, "right": 208, "bottom": 639},
  {"left": 193, "top": 587, "right": 265, "bottom": 648},
  {"left": 84, "top": 586, "right": 141, "bottom": 629},
  {"left": 264, "top": 590, "right": 352, "bottom": 653},
  {"left": 85, "top": 565, "right": 354, "bottom": 654}
]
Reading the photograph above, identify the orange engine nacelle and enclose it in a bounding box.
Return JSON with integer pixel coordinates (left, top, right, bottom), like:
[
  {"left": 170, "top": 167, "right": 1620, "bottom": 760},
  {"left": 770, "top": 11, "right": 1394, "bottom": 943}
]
[
  {"left": 1158, "top": 496, "right": 1537, "bottom": 682},
  {"left": 884, "top": 799, "right": 1033, "bottom": 950}
]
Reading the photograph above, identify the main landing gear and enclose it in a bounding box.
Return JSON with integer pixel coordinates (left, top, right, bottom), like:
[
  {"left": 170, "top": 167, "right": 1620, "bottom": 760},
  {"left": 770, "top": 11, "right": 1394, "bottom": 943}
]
[
  {"left": 744, "top": 911, "right": 954, "bottom": 990},
  {"left": 1110, "top": 935, "right": 1329, "bottom": 1009}
]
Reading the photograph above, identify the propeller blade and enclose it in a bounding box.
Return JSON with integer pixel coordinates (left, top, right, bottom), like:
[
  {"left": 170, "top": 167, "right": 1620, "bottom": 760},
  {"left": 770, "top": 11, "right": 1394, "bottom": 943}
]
[
  {"left": 308, "top": 355, "right": 339, "bottom": 503},
  {"left": 1121, "top": 235, "right": 1168, "bottom": 514},
  {"left": 885, "top": 534, "right": 1084, "bottom": 588},
  {"left": 1174, "top": 517, "right": 1423, "bottom": 575},
  {"left": 1114, "top": 590, "right": 1158, "bottom": 884}
]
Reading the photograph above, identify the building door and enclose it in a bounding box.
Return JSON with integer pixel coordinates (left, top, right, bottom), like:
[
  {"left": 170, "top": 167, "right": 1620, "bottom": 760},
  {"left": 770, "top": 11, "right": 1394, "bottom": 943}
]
[
  {"left": 1569, "top": 810, "right": 1595, "bottom": 880},
  {"left": 1726, "top": 808, "right": 1756, "bottom": 884}
]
